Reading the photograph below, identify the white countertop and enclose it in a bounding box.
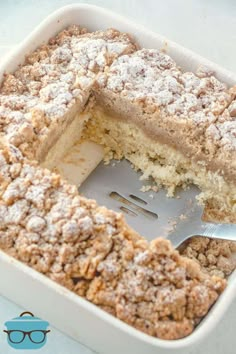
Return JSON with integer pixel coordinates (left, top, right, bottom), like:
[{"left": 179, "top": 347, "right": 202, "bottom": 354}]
[{"left": 0, "top": 1, "right": 235, "bottom": 353}]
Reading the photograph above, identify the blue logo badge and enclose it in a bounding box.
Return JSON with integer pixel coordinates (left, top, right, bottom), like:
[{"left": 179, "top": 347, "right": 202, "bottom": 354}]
[{"left": 4, "top": 311, "right": 50, "bottom": 349}]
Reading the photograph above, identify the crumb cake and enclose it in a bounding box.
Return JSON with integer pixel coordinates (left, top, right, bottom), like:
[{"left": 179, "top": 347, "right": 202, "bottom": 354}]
[
  {"left": 0, "top": 25, "right": 235, "bottom": 340},
  {"left": 0, "top": 144, "right": 227, "bottom": 339}
]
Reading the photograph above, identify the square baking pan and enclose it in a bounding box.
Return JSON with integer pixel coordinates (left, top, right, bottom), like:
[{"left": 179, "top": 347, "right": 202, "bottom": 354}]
[{"left": 0, "top": 4, "right": 236, "bottom": 354}]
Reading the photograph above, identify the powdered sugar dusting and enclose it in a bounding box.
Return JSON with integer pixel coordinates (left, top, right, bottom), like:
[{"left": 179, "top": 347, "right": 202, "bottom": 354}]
[
  {"left": 207, "top": 119, "right": 236, "bottom": 151},
  {"left": 104, "top": 49, "right": 232, "bottom": 122}
]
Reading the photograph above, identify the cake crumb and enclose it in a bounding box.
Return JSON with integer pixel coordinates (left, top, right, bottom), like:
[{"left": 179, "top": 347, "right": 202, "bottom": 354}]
[
  {"left": 179, "top": 214, "right": 187, "bottom": 220},
  {"left": 140, "top": 185, "right": 152, "bottom": 192},
  {"left": 140, "top": 184, "right": 159, "bottom": 193}
]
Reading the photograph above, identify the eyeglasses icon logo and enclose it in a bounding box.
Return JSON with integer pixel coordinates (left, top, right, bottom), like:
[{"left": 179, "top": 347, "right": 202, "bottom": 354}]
[{"left": 4, "top": 311, "right": 50, "bottom": 349}]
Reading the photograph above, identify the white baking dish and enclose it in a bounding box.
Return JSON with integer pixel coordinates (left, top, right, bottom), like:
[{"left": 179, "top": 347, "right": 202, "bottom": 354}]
[{"left": 0, "top": 4, "right": 236, "bottom": 354}]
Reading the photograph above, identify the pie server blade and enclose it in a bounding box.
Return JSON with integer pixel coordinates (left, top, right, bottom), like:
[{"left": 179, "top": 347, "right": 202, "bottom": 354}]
[{"left": 79, "top": 158, "right": 236, "bottom": 248}]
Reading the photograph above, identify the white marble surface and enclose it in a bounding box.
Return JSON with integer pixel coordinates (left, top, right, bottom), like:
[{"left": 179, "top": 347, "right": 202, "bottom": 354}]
[{"left": 0, "top": 1, "right": 236, "bottom": 353}]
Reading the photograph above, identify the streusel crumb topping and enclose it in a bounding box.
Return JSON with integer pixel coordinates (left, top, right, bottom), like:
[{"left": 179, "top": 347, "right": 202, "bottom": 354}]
[
  {"left": 99, "top": 49, "right": 234, "bottom": 122},
  {"left": 182, "top": 236, "right": 236, "bottom": 278}
]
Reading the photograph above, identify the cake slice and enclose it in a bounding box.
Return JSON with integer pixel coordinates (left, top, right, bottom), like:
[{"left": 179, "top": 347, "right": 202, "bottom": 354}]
[
  {"left": 0, "top": 143, "right": 226, "bottom": 339},
  {"left": 0, "top": 26, "right": 138, "bottom": 164},
  {"left": 84, "top": 49, "right": 236, "bottom": 221}
]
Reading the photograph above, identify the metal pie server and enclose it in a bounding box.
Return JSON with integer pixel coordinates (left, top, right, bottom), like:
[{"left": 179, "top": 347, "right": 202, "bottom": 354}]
[{"left": 79, "top": 158, "right": 236, "bottom": 248}]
